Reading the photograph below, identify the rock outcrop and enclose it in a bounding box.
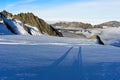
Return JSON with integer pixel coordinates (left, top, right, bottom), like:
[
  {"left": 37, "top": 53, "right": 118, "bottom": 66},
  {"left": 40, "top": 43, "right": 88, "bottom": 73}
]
[
  {"left": 0, "top": 10, "right": 63, "bottom": 36},
  {"left": 90, "top": 35, "right": 104, "bottom": 45}
]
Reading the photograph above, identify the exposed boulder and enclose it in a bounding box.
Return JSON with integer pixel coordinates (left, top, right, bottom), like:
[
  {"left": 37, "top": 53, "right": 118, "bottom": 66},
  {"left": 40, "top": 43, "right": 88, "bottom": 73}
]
[
  {"left": 90, "top": 35, "right": 104, "bottom": 45},
  {"left": 90, "top": 35, "right": 97, "bottom": 39}
]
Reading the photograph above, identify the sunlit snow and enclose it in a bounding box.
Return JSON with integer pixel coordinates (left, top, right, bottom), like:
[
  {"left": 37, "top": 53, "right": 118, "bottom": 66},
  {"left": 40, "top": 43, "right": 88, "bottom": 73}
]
[{"left": 0, "top": 35, "right": 120, "bottom": 80}]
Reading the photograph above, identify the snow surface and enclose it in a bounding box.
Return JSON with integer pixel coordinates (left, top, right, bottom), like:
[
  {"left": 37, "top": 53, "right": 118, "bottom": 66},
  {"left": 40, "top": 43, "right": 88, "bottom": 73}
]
[
  {"left": 60, "top": 26, "right": 120, "bottom": 46},
  {"left": 0, "top": 35, "right": 120, "bottom": 80},
  {"left": 1, "top": 17, "right": 28, "bottom": 35},
  {"left": 25, "top": 24, "right": 42, "bottom": 36},
  {"left": 0, "top": 22, "right": 13, "bottom": 35},
  {"left": 99, "top": 27, "right": 120, "bottom": 47}
]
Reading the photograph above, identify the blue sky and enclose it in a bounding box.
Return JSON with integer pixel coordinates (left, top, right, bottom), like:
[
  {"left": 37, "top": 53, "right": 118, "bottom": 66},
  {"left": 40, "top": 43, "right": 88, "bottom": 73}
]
[{"left": 0, "top": 0, "right": 120, "bottom": 24}]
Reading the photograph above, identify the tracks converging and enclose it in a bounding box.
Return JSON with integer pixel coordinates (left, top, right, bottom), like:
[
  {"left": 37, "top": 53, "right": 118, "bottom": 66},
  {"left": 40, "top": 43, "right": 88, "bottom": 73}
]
[
  {"left": 50, "top": 46, "right": 83, "bottom": 71},
  {"left": 50, "top": 47, "right": 73, "bottom": 67}
]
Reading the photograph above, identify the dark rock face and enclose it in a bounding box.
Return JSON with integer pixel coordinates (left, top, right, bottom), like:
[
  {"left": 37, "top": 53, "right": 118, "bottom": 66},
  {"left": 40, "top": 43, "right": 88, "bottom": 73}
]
[
  {"left": 3, "top": 19, "right": 17, "bottom": 34},
  {"left": 0, "top": 10, "right": 63, "bottom": 36},
  {"left": 96, "top": 35, "right": 104, "bottom": 45},
  {"left": 0, "top": 10, "right": 13, "bottom": 18}
]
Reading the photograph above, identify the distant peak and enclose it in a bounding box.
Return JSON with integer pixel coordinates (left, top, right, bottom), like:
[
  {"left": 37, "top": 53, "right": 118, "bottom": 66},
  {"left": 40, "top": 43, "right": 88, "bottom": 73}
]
[
  {"left": 98, "top": 21, "right": 120, "bottom": 27},
  {"left": 2, "top": 10, "right": 8, "bottom": 13}
]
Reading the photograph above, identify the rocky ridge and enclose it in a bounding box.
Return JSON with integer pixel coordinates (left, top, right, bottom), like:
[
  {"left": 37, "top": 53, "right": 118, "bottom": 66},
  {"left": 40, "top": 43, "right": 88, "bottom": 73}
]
[
  {"left": 52, "top": 21, "right": 120, "bottom": 29},
  {"left": 0, "top": 10, "right": 63, "bottom": 36}
]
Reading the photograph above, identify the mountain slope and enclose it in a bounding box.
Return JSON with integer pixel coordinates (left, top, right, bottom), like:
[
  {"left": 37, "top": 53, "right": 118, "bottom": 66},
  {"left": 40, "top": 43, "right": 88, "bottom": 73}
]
[
  {"left": 0, "top": 22, "right": 13, "bottom": 35},
  {"left": 52, "top": 21, "right": 120, "bottom": 29},
  {"left": 1, "top": 15, "right": 29, "bottom": 35},
  {"left": 0, "top": 10, "right": 63, "bottom": 36},
  {"left": 97, "top": 21, "right": 120, "bottom": 27},
  {"left": 51, "top": 22, "right": 93, "bottom": 29}
]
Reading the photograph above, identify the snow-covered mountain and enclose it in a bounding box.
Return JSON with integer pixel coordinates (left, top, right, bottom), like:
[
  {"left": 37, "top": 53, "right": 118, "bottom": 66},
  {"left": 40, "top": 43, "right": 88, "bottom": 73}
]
[
  {"left": 0, "top": 10, "right": 63, "bottom": 36},
  {"left": 52, "top": 21, "right": 120, "bottom": 29},
  {"left": 1, "top": 11, "right": 120, "bottom": 80},
  {"left": 98, "top": 21, "right": 120, "bottom": 27},
  {"left": 0, "top": 22, "right": 13, "bottom": 35},
  {"left": 51, "top": 21, "right": 93, "bottom": 29}
]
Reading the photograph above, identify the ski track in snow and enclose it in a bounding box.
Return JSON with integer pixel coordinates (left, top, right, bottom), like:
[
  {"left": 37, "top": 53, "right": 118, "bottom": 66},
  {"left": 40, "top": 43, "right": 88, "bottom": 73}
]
[
  {"left": 50, "top": 47, "right": 73, "bottom": 67},
  {"left": 40, "top": 46, "right": 84, "bottom": 80},
  {"left": 0, "top": 35, "right": 120, "bottom": 80}
]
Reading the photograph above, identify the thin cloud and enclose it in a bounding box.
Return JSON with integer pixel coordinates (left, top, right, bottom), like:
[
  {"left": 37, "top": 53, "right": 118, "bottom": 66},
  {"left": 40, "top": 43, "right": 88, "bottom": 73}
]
[
  {"left": 35, "top": 0, "right": 120, "bottom": 24},
  {"left": 4, "top": 0, "right": 120, "bottom": 24},
  {"left": 6, "top": 0, "right": 36, "bottom": 9}
]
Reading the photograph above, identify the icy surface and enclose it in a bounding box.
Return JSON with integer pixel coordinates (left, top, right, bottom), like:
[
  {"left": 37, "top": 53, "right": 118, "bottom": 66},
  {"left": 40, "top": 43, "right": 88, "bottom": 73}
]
[
  {"left": 0, "top": 35, "right": 120, "bottom": 80},
  {"left": 100, "top": 27, "right": 120, "bottom": 46},
  {"left": 1, "top": 16, "right": 28, "bottom": 35},
  {"left": 0, "top": 23, "right": 13, "bottom": 35},
  {"left": 25, "top": 24, "right": 42, "bottom": 36}
]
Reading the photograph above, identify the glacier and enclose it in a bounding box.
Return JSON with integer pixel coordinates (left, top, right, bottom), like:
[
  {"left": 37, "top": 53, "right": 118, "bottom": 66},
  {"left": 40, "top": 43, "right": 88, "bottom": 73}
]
[
  {"left": 0, "top": 35, "right": 120, "bottom": 80},
  {"left": 1, "top": 10, "right": 120, "bottom": 80}
]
